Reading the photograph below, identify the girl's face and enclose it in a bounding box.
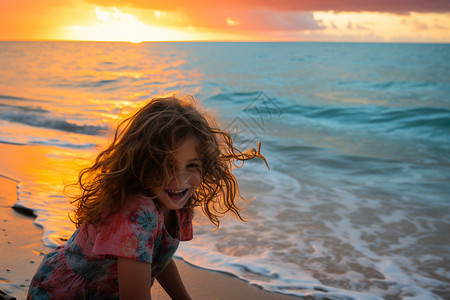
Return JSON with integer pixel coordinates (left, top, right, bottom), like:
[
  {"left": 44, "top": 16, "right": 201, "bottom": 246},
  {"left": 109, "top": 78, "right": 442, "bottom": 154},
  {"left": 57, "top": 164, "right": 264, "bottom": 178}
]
[{"left": 154, "top": 135, "right": 202, "bottom": 216}]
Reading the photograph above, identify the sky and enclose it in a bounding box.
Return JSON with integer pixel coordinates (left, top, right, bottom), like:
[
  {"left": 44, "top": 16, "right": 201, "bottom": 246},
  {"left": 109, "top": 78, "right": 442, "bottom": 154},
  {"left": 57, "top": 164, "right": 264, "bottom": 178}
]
[{"left": 1, "top": 0, "right": 450, "bottom": 42}]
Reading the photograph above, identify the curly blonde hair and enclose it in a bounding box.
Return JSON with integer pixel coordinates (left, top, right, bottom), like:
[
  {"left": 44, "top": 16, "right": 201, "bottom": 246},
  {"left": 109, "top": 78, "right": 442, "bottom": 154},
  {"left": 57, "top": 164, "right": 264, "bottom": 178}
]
[{"left": 69, "top": 96, "right": 268, "bottom": 228}]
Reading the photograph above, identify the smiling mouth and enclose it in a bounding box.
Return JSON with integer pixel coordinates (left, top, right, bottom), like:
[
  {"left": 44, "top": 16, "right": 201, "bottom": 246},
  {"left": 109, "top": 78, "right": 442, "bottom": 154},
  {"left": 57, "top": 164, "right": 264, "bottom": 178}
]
[{"left": 165, "top": 188, "right": 189, "bottom": 200}]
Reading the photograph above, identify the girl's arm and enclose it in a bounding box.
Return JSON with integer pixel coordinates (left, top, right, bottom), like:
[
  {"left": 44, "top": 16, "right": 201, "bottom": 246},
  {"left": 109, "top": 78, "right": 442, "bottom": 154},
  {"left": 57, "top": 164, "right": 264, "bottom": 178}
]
[
  {"left": 118, "top": 257, "right": 152, "bottom": 299},
  {"left": 156, "top": 259, "right": 191, "bottom": 300}
]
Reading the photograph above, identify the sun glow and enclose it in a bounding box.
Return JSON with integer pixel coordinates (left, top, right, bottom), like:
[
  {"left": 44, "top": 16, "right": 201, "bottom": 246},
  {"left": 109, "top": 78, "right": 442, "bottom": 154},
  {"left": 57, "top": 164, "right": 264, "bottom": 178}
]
[
  {"left": 64, "top": 7, "right": 194, "bottom": 43},
  {"left": 226, "top": 17, "right": 239, "bottom": 26}
]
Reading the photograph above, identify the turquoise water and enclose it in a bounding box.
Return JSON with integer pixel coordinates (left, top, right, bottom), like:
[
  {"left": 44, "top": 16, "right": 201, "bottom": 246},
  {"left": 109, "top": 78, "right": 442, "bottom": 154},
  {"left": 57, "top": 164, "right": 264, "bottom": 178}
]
[{"left": 0, "top": 41, "right": 449, "bottom": 299}]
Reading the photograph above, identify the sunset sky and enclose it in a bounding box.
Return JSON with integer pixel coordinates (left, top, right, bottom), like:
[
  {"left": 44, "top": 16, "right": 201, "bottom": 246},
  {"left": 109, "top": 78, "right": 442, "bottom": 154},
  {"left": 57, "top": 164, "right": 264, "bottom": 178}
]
[{"left": 1, "top": 0, "right": 450, "bottom": 42}]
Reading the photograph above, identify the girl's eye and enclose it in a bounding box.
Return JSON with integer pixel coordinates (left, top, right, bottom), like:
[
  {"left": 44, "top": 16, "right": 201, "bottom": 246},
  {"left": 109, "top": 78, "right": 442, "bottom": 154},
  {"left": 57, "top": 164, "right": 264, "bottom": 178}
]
[{"left": 187, "top": 163, "right": 202, "bottom": 169}]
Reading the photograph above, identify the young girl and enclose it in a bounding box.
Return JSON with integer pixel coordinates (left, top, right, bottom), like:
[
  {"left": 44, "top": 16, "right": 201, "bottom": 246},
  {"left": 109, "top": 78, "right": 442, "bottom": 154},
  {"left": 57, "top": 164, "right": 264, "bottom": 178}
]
[{"left": 28, "top": 96, "right": 268, "bottom": 299}]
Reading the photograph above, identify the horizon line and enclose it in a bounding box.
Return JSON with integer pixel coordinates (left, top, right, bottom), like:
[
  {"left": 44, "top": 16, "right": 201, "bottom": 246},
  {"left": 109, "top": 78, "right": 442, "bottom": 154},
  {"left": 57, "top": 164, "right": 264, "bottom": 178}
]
[{"left": 1, "top": 39, "right": 449, "bottom": 44}]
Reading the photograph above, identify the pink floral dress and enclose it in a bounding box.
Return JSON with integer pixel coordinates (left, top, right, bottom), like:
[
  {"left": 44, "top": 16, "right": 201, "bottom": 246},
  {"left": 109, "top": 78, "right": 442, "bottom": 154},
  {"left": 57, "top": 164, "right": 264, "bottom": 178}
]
[{"left": 27, "top": 195, "right": 193, "bottom": 299}]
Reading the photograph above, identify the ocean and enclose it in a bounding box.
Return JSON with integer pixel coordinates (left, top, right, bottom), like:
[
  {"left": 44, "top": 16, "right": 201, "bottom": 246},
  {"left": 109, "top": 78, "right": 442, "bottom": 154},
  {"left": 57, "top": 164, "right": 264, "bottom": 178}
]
[{"left": 0, "top": 41, "right": 449, "bottom": 299}]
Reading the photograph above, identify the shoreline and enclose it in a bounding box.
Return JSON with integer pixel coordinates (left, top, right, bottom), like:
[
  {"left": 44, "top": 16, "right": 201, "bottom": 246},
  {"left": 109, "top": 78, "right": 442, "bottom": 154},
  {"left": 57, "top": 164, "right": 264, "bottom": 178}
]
[
  {"left": 0, "top": 175, "right": 52, "bottom": 299},
  {"left": 0, "top": 175, "right": 302, "bottom": 299}
]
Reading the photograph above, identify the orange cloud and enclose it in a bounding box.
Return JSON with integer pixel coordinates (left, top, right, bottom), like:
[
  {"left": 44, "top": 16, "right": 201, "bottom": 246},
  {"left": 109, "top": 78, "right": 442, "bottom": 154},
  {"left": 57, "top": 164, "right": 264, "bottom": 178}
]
[
  {"left": 86, "top": 0, "right": 450, "bottom": 14},
  {"left": 177, "top": 9, "right": 324, "bottom": 32},
  {"left": 0, "top": 0, "right": 95, "bottom": 40},
  {"left": 81, "top": 0, "right": 450, "bottom": 36},
  {"left": 1, "top": 0, "right": 449, "bottom": 42}
]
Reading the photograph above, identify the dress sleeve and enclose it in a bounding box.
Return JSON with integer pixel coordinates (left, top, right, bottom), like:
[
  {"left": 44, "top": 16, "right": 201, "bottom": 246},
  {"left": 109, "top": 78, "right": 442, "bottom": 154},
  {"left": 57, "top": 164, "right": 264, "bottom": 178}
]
[{"left": 91, "top": 199, "right": 162, "bottom": 263}]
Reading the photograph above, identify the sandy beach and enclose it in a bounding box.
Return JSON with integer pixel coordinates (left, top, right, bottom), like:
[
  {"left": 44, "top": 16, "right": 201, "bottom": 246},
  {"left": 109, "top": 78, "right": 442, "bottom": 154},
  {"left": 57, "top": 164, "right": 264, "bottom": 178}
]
[{"left": 0, "top": 174, "right": 302, "bottom": 300}]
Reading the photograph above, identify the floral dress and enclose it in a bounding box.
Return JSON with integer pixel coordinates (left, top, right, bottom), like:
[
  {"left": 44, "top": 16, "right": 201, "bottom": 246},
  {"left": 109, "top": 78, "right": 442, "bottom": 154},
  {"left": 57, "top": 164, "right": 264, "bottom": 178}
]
[{"left": 27, "top": 195, "right": 193, "bottom": 299}]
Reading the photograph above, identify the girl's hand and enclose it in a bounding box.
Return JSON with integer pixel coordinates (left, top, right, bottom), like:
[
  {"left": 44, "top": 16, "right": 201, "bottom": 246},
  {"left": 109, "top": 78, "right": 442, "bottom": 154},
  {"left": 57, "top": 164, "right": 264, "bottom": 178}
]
[{"left": 118, "top": 257, "right": 152, "bottom": 299}]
